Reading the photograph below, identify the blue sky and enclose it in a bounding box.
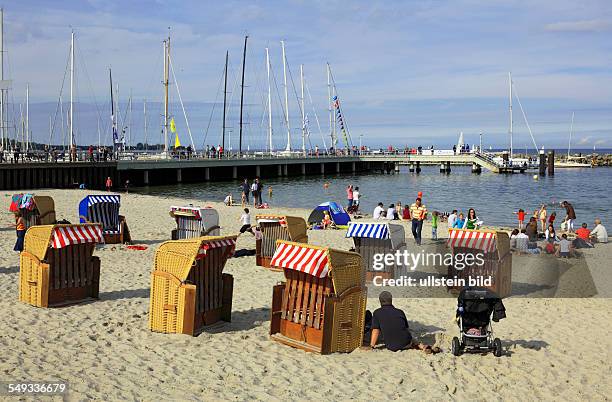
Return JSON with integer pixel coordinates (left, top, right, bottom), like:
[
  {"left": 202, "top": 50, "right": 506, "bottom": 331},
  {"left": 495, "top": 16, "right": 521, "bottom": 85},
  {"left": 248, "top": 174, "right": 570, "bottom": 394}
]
[{"left": 3, "top": 0, "right": 612, "bottom": 149}]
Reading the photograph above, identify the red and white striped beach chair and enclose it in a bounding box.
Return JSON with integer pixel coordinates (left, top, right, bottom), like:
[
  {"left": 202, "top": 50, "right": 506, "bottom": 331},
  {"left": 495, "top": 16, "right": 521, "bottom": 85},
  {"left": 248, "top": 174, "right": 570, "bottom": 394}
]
[
  {"left": 447, "top": 228, "right": 512, "bottom": 298},
  {"left": 19, "top": 224, "right": 104, "bottom": 307},
  {"left": 269, "top": 240, "right": 366, "bottom": 354}
]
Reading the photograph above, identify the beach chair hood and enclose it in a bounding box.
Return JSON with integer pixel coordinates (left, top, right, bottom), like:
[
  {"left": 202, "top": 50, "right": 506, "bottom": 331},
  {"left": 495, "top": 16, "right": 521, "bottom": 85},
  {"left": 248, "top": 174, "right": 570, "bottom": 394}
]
[
  {"left": 447, "top": 228, "right": 509, "bottom": 257},
  {"left": 154, "top": 236, "right": 237, "bottom": 281},
  {"left": 346, "top": 222, "right": 406, "bottom": 249},
  {"left": 79, "top": 195, "right": 121, "bottom": 233},
  {"left": 256, "top": 214, "right": 308, "bottom": 243},
  {"left": 24, "top": 224, "right": 104, "bottom": 261}
]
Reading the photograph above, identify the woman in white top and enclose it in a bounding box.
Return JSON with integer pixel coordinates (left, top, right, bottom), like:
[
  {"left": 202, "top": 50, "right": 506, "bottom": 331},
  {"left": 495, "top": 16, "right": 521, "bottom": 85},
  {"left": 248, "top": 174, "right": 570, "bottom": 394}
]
[{"left": 386, "top": 204, "right": 396, "bottom": 220}]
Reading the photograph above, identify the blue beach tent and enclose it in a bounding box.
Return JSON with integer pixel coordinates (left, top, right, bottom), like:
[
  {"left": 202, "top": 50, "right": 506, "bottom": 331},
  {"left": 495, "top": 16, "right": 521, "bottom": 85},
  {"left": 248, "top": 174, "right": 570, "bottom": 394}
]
[
  {"left": 307, "top": 201, "right": 351, "bottom": 226},
  {"left": 79, "top": 194, "right": 121, "bottom": 234}
]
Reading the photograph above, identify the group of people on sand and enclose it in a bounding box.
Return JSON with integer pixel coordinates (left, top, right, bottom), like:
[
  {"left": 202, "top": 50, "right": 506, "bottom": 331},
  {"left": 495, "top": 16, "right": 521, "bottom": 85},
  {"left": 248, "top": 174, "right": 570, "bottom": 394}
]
[
  {"left": 511, "top": 200, "right": 608, "bottom": 257},
  {"left": 224, "top": 177, "right": 272, "bottom": 209}
]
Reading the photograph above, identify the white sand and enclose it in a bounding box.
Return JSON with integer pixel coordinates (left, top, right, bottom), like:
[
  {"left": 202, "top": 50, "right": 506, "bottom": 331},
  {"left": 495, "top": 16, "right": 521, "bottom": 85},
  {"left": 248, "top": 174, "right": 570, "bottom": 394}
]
[{"left": 1, "top": 189, "right": 611, "bottom": 400}]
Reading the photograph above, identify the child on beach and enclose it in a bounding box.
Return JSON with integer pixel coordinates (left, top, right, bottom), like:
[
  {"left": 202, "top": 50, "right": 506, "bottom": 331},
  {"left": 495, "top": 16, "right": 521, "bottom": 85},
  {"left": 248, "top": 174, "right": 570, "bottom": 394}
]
[
  {"left": 431, "top": 211, "right": 439, "bottom": 240},
  {"left": 322, "top": 211, "right": 333, "bottom": 229},
  {"left": 268, "top": 186, "right": 273, "bottom": 200},
  {"left": 539, "top": 204, "right": 547, "bottom": 232},
  {"left": 239, "top": 208, "right": 254, "bottom": 236},
  {"left": 13, "top": 211, "right": 26, "bottom": 252},
  {"left": 224, "top": 193, "right": 234, "bottom": 206},
  {"left": 515, "top": 208, "right": 526, "bottom": 230}
]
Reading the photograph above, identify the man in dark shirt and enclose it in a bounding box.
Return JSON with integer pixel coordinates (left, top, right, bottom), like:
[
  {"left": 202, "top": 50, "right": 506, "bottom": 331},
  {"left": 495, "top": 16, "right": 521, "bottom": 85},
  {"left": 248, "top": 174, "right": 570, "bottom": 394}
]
[
  {"left": 369, "top": 291, "right": 412, "bottom": 351},
  {"left": 561, "top": 201, "right": 576, "bottom": 233}
]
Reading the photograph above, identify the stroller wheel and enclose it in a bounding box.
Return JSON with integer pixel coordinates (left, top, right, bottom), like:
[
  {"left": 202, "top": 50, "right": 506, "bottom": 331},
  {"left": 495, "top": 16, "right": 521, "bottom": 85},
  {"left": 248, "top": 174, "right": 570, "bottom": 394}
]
[
  {"left": 493, "top": 338, "right": 502, "bottom": 357},
  {"left": 451, "top": 337, "right": 461, "bottom": 356}
]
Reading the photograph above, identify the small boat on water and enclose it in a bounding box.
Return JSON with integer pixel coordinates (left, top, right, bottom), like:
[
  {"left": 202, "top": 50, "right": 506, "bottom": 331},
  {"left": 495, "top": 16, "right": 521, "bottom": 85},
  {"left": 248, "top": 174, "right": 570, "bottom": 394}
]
[
  {"left": 556, "top": 113, "right": 593, "bottom": 168},
  {"left": 556, "top": 155, "right": 593, "bottom": 168}
]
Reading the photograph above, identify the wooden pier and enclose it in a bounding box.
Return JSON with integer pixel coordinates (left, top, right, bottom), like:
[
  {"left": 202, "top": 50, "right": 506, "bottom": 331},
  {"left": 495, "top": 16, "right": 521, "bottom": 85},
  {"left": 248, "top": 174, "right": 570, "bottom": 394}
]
[{"left": 0, "top": 152, "right": 530, "bottom": 191}]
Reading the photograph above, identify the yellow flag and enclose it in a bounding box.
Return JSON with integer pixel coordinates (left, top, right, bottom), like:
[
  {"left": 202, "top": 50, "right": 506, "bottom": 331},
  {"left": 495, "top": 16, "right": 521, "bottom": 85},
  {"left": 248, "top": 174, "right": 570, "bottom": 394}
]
[
  {"left": 174, "top": 133, "right": 181, "bottom": 148},
  {"left": 170, "top": 117, "right": 177, "bottom": 133}
]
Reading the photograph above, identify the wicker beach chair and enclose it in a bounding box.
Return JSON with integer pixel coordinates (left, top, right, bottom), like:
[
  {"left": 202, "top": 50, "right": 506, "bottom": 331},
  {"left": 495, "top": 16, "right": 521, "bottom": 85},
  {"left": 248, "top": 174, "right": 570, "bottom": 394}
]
[
  {"left": 79, "top": 194, "right": 131, "bottom": 244},
  {"left": 255, "top": 215, "right": 308, "bottom": 269},
  {"left": 269, "top": 240, "right": 366, "bottom": 354},
  {"left": 346, "top": 221, "right": 406, "bottom": 282},
  {"left": 19, "top": 224, "right": 103, "bottom": 307},
  {"left": 169, "top": 205, "right": 220, "bottom": 239},
  {"left": 447, "top": 228, "right": 512, "bottom": 298},
  {"left": 149, "top": 235, "right": 237, "bottom": 336},
  {"left": 10, "top": 194, "right": 56, "bottom": 229}
]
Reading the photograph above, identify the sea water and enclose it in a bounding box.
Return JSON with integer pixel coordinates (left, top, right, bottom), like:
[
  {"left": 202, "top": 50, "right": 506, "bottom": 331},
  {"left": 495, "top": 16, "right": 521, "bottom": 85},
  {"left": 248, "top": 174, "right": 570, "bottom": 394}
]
[{"left": 136, "top": 165, "right": 611, "bottom": 228}]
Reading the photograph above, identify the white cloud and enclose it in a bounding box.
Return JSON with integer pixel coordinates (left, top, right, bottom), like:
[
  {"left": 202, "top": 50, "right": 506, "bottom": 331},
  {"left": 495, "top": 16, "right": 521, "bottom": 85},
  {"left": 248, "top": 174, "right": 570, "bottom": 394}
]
[{"left": 545, "top": 19, "right": 612, "bottom": 32}]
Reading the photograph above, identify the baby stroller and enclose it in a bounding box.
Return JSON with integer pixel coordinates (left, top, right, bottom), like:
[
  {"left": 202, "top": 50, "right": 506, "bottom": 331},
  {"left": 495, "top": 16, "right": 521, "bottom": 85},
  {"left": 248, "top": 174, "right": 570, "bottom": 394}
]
[{"left": 451, "top": 288, "right": 506, "bottom": 357}]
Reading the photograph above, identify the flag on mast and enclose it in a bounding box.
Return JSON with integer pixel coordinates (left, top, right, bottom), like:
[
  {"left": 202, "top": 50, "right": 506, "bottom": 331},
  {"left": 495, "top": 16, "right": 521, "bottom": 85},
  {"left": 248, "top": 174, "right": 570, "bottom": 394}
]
[{"left": 170, "top": 117, "right": 181, "bottom": 148}]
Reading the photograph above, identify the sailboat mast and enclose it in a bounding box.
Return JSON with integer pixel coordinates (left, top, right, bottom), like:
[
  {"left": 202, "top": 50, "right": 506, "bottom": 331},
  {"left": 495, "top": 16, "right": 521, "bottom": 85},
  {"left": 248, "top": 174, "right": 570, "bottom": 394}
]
[
  {"left": 568, "top": 112, "right": 574, "bottom": 158},
  {"left": 128, "top": 90, "right": 132, "bottom": 150},
  {"left": 70, "top": 31, "right": 74, "bottom": 148},
  {"left": 300, "top": 64, "right": 305, "bottom": 155},
  {"left": 327, "top": 63, "right": 332, "bottom": 150},
  {"left": 222, "top": 50, "right": 228, "bottom": 152},
  {"left": 281, "top": 40, "right": 291, "bottom": 152},
  {"left": 265, "top": 47, "right": 273, "bottom": 153},
  {"left": 508, "top": 71, "right": 513, "bottom": 159},
  {"left": 0, "top": 8, "right": 4, "bottom": 150},
  {"left": 239, "top": 36, "right": 248, "bottom": 156},
  {"left": 143, "top": 98, "right": 147, "bottom": 151},
  {"left": 109, "top": 68, "right": 116, "bottom": 152},
  {"left": 163, "top": 34, "right": 170, "bottom": 156},
  {"left": 26, "top": 84, "right": 29, "bottom": 151}
]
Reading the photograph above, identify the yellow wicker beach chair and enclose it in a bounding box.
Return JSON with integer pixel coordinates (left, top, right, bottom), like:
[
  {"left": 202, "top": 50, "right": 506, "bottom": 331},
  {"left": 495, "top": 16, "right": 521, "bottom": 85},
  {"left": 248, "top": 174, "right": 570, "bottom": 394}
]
[
  {"left": 346, "top": 221, "right": 406, "bottom": 282},
  {"left": 269, "top": 240, "right": 366, "bottom": 354},
  {"left": 447, "top": 228, "right": 512, "bottom": 298},
  {"left": 149, "top": 235, "right": 237, "bottom": 336},
  {"left": 19, "top": 224, "right": 103, "bottom": 307},
  {"left": 255, "top": 214, "right": 308, "bottom": 269}
]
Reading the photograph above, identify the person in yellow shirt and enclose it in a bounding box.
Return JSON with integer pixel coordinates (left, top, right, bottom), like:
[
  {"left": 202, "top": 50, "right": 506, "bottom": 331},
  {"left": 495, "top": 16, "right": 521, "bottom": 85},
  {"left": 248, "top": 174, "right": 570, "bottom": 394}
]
[{"left": 409, "top": 198, "right": 427, "bottom": 245}]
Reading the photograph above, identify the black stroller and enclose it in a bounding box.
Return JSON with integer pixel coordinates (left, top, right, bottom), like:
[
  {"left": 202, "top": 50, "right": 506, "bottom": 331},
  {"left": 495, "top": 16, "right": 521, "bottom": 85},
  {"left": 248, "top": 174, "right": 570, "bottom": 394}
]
[{"left": 452, "top": 288, "right": 506, "bottom": 357}]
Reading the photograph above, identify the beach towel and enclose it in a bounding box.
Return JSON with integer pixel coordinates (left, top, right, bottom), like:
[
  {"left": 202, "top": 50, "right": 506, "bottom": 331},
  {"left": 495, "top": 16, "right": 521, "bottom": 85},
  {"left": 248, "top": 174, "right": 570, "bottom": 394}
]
[{"left": 9, "top": 194, "right": 22, "bottom": 212}]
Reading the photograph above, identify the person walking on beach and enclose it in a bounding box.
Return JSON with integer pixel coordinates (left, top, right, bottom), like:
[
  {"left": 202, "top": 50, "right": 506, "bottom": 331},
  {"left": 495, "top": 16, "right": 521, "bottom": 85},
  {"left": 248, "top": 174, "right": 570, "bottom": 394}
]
[
  {"left": 431, "top": 211, "right": 439, "bottom": 240},
  {"left": 240, "top": 178, "right": 250, "bottom": 205},
  {"left": 561, "top": 201, "right": 576, "bottom": 233},
  {"left": 409, "top": 198, "right": 427, "bottom": 245},
  {"left": 538, "top": 204, "right": 547, "bottom": 232},
  {"left": 13, "top": 211, "right": 26, "bottom": 252},
  {"left": 255, "top": 178, "right": 263, "bottom": 205},
  {"left": 105, "top": 177, "right": 113, "bottom": 192},
  {"left": 251, "top": 180, "right": 258, "bottom": 207},
  {"left": 268, "top": 186, "right": 273, "bottom": 201}
]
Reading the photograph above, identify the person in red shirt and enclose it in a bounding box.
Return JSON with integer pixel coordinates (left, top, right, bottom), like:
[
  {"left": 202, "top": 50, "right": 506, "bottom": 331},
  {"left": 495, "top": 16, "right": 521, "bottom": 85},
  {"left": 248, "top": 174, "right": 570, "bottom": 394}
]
[
  {"left": 105, "top": 176, "right": 113, "bottom": 192},
  {"left": 548, "top": 211, "right": 556, "bottom": 227},
  {"left": 515, "top": 209, "right": 526, "bottom": 230},
  {"left": 575, "top": 223, "right": 591, "bottom": 240}
]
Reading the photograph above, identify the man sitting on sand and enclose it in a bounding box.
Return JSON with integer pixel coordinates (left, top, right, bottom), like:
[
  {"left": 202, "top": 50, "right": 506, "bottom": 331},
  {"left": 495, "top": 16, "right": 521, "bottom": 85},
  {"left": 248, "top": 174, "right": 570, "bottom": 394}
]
[
  {"left": 590, "top": 219, "right": 608, "bottom": 243},
  {"left": 364, "top": 291, "right": 439, "bottom": 353},
  {"left": 573, "top": 223, "right": 594, "bottom": 248}
]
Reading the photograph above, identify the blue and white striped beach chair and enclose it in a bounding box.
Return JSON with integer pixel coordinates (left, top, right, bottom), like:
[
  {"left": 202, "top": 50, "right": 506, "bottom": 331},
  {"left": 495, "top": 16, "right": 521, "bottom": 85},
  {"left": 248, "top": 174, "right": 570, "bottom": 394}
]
[
  {"left": 346, "top": 221, "right": 406, "bottom": 282},
  {"left": 79, "top": 195, "right": 130, "bottom": 244}
]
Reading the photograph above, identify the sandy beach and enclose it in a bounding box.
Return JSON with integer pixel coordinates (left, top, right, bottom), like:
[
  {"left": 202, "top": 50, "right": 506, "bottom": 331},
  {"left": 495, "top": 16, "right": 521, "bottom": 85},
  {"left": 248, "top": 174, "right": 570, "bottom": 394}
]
[{"left": 1, "top": 189, "right": 611, "bottom": 401}]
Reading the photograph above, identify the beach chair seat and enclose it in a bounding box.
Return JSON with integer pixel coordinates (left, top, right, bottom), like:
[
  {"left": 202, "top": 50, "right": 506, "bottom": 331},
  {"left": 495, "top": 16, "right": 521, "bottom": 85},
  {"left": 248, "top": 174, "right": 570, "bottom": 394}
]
[
  {"left": 169, "top": 205, "right": 220, "bottom": 239},
  {"left": 19, "top": 224, "right": 103, "bottom": 307},
  {"left": 149, "top": 236, "right": 237, "bottom": 336},
  {"left": 346, "top": 221, "right": 406, "bottom": 282},
  {"left": 79, "top": 195, "right": 130, "bottom": 244},
  {"left": 255, "top": 215, "right": 308, "bottom": 269},
  {"left": 447, "top": 229, "right": 512, "bottom": 298},
  {"left": 269, "top": 241, "right": 366, "bottom": 354}
]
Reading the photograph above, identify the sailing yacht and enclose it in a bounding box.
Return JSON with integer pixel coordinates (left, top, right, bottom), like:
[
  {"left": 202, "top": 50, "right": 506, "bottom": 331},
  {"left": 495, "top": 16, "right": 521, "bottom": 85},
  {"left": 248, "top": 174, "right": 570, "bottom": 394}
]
[{"left": 556, "top": 112, "right": 593, "bottom": 168}]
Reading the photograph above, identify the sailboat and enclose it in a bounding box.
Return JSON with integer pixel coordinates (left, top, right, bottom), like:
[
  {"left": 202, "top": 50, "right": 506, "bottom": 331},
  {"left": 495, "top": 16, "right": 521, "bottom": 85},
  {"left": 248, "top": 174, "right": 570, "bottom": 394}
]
[{"left": 556, "top": 112, "right": 592, "bottom": 168}]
